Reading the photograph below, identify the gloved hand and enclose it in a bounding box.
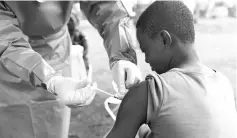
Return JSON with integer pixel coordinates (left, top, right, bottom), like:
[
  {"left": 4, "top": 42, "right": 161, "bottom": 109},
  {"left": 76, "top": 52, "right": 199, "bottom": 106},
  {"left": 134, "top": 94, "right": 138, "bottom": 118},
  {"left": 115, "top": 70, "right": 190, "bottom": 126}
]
[
  {"left": 45, "top": 65, "right": 96, "bottom": 108},
  {"left": 112, "top": 60, "right": 142, "bottom": 99},
  {"left": 138, "top": 124, "right": 151, "bottom": 138}
]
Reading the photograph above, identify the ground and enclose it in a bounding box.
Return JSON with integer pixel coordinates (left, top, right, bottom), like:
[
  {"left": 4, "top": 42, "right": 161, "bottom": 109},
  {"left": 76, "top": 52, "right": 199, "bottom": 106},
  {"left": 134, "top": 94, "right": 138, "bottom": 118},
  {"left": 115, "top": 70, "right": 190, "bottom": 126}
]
[{"left": 69, "top": 18, "right": 237, "bottom": 138}]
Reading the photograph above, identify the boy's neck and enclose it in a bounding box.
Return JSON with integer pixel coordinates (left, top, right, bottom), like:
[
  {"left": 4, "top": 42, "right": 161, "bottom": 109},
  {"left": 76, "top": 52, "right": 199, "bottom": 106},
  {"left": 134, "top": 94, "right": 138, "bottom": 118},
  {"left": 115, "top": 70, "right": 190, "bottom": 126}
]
[{"left": 169, "top": 43, "right": 200, "bottom": 70}]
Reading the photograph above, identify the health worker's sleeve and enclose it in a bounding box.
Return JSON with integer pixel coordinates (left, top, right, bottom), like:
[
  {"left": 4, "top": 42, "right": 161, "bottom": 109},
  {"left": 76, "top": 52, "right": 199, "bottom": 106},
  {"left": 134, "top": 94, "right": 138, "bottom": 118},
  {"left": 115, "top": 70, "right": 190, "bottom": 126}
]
[
  {"left": 80, "top": 1, "right": 138, "bottom": 68},
  {"left": 0, "top": 2, "right": 56, "bottom": 88}
]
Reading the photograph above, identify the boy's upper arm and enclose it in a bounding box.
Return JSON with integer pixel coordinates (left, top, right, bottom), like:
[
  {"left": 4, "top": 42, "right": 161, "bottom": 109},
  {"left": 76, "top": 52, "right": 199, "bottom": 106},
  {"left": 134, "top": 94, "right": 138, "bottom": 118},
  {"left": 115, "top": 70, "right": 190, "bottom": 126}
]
[{"left": 106, "top": 81, "right": 148, "bottom": 138}]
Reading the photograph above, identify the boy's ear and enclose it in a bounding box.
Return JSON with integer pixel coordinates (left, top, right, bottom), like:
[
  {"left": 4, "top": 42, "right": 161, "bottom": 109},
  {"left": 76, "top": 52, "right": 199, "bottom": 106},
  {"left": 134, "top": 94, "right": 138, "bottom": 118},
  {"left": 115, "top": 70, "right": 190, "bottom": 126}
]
[{"left": 159, "top": 30, "right": 172, "bottom": 47}]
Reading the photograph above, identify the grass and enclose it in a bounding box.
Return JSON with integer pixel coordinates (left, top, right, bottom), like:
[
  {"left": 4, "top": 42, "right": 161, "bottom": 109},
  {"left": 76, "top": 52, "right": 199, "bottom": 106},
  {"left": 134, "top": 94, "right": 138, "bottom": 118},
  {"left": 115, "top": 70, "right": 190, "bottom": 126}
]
[{"left": 69, "top": 18, "right": 237, "bottom": 138}]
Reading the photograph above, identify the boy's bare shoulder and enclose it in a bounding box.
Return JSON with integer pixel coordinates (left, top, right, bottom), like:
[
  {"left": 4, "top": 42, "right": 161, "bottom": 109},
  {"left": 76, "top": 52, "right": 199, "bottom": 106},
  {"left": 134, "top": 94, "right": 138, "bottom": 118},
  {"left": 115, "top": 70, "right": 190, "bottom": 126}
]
[{"left": 129, "top": 80, "right": 148, "bottom": 92}]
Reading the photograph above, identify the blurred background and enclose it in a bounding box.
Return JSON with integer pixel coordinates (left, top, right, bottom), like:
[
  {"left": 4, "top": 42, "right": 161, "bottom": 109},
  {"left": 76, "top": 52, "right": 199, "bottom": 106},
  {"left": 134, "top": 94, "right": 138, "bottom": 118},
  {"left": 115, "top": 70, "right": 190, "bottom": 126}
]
[{"left": 69, "top": 1, "right": 236, "bottom": 137}]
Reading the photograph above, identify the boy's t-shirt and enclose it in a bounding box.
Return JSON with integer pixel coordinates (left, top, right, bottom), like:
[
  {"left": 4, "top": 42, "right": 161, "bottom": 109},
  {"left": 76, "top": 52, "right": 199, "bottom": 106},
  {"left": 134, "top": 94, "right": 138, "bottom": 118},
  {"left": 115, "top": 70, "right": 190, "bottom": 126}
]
[{"left": 146, "top": 64, "right": 237, "bottom": 138}]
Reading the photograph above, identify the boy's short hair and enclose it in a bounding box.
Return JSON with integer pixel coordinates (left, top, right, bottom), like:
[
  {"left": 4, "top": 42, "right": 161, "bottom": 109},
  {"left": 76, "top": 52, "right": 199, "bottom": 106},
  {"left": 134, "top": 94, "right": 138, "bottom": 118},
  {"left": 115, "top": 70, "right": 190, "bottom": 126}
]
[{"left": 136, "top": 1, "right": 195, "bottom": 44}]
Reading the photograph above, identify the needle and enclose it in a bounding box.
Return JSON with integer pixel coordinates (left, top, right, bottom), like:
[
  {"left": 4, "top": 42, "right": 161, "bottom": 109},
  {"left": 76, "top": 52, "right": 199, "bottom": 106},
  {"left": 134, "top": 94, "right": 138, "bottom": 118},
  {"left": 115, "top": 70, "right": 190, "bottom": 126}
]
[{"left": 95, "top": 87, "right": 114, "bottom": 97}]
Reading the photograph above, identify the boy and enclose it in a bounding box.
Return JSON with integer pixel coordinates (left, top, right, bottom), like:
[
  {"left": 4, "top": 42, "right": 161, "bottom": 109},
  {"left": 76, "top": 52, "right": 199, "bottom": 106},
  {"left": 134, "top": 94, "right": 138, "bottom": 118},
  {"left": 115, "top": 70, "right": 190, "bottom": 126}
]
[{"left": 105, "top": 1, "right": 237, "bottom": 138}]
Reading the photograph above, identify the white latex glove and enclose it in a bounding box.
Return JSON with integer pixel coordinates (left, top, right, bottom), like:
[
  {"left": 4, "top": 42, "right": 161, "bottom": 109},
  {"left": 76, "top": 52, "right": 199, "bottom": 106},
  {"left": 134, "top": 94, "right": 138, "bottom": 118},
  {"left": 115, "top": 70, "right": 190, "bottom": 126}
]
[
  {"left": 45, "top": 65, "right": 96, "bottom": 108},
  {"left": 112, "top": 60, "right": 142, "bottom": 99},
  {"left": 138, "top": 124, "right": 151, "bottom": 138}
]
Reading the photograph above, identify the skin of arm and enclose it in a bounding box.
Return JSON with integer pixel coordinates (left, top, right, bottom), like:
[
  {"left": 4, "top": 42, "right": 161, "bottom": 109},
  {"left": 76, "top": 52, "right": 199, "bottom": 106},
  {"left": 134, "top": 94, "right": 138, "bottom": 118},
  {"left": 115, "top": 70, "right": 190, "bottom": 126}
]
[{"left": 105, "top": 81, "right": 148, "bottom": 138}]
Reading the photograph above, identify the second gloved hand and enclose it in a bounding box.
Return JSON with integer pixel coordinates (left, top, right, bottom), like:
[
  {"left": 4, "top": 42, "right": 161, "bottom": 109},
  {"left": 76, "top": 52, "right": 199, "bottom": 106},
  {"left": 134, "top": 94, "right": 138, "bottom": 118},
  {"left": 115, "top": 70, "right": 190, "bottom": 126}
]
[
  {"left": 45, "top": 66, "right": 96, "bottom": 108},
  {"left": 112, "top": 60, "right": 142, "bottom": 99}
]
